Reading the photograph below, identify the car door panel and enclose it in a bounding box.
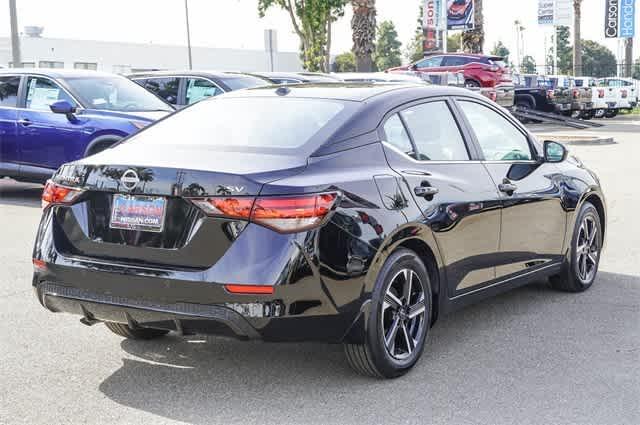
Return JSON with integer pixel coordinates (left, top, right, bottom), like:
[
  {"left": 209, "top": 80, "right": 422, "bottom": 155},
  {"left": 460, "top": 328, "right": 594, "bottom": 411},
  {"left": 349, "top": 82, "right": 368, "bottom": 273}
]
[
  {"left": 0, "top": 76, "right": 21, "bottom": 171},
  {"left": 456, "top": 98, "right": 566, "bottom": 279},
  {"left": 18, "top": 76, "right": 87, "bottom": 170},
  {"left": 381, "top": 100, "right": 502, "bottom": 297}
]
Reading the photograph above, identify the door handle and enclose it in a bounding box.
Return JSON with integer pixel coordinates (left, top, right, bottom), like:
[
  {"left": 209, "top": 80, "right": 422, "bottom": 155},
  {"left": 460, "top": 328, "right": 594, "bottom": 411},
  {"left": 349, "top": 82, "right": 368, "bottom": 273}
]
[
  {"left": 414, "top": 185, "right": 439, "bottom": 198},
  {"left": 18, "top": 118, "right": 32, "bottom": 126},
  {"left": 498, "top": 180, "right": 517, "bottom": 195}
]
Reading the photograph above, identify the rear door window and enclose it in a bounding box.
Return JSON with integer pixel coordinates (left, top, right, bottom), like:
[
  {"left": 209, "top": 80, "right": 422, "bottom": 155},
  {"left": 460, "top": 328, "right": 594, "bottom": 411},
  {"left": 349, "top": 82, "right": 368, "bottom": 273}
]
[
  {"left": 400, "top": 101, "right": 469, "bottom": 161},
  {"left": 25, "top": 77, "right": 76, "bottom": 110},
  {"left": 443, "top": 56, "right": 469, "bottom": 66},
  {"left": 141, "top": 77, "right": 180, "bottom": 105},
  {"left": 0, "top": 76, "right": 20, "bottom": 107},
  {"left": 185, "top": 78, "right": 223, "bottom": 105}
]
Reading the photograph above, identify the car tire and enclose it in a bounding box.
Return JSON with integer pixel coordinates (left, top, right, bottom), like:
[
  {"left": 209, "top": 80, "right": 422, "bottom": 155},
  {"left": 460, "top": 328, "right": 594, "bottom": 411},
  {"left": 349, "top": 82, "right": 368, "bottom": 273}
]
[
  {"left": 464, "top": 79, "right": 481, "bottom": 88},
  {"left": 604, "top": 109, "right": 618, "bottom": 118},
  {"left": 549, "top": 202, "right": 602, "bottom": 293},
  {"left": 344, "top": 248, "right": 432, "bottom": 379},
  {"left": 580, "top": 110, "right": 594, "bottom": 120},
  {"left": 104, "top": 321, "right": 169, "bottom": 339},
  {"left": 593, "top": 109, "right": 606, "bottom": 118},
  {"left": 85, "top": 136, "right": 122, "bottom": 157}
]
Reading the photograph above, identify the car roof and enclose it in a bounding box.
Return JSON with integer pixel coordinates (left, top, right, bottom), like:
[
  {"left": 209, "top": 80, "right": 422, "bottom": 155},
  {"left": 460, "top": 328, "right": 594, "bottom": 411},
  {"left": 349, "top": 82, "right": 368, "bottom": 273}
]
[
  {"left": 0, "top": 68, "right": 122, "bottom": 79},
  {"left": 127, "top": 70, "right": 264, "bottom": 79}
]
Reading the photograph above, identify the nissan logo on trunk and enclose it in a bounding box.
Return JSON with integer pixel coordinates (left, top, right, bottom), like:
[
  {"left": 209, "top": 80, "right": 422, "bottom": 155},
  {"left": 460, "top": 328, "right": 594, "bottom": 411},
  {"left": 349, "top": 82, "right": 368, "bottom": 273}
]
[
  {"left": 120, "top": 169, "right": 140, "bottom": 191},
  {"left": 605, "top": 0, "right": 619, "bottom": 38}
]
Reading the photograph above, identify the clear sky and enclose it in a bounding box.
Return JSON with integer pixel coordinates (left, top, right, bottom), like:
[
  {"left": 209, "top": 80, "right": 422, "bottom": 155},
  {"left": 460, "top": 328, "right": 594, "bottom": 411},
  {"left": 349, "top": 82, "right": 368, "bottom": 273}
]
[{"left": 2, "top": 0, "right": 638, "bottom": 66}]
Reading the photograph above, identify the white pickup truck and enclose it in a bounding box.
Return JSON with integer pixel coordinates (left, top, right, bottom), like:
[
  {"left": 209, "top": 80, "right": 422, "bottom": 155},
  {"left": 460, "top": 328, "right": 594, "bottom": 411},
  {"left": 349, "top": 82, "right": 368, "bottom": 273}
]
[
  {"left": 597, "top": 77, "right": 638, "bottom": 117},
  {"left": 575, "top": 77, "right": 617, "bottom": 119}
]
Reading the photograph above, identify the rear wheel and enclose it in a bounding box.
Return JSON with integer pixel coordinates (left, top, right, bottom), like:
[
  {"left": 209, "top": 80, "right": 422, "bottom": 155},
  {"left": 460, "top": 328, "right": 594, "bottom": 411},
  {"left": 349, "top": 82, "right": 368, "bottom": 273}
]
[
  {"left": 516, "top": 102, "right": 532, "bottom": 123},
  {"left": 604, "top": 109, "right": 618, "bottom": 118},
  {"left": 593, "top": 109, "right": 606, "bottom": 118},
  {"left": 580, "top": 110, "right": 595, "bottom": 120},
  {"left": 344, "top": 248, "right": 431, "bottom": 379},
  {"left": 104, "top": 321, "right": 169, "bottom": 339},
  {"left": 549, "top": 202, "right": 602, "bottom": 292}
]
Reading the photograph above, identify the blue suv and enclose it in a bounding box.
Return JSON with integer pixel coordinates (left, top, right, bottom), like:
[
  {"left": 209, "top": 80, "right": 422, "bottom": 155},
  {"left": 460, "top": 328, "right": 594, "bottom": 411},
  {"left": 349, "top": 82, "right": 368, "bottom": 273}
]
[{"left": 0, "top": 69, "right": 173, "bottom": 183}]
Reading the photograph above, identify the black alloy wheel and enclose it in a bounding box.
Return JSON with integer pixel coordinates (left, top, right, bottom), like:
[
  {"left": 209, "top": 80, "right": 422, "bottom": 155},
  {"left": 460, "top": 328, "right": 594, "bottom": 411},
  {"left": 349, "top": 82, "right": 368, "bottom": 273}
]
[
  {"left": 344, "top": 248, "right": 431, "bottom": 378},
  {"left": 550, "top": 202, "right": 602, "bottom": 292}
]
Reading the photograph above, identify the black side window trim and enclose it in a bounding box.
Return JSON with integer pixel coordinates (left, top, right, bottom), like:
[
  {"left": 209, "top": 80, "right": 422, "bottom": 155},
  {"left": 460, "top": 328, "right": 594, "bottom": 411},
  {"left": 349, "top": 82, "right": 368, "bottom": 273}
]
[{"left": 379, "top": 97, "right": 482, "bottom": 161}]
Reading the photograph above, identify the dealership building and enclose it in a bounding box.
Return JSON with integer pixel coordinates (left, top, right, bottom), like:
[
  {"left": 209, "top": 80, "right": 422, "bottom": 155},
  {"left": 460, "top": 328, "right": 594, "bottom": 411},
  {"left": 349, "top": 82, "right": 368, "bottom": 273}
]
[{"left": 0, "top": 31, "right": 303, "bottom": 73}]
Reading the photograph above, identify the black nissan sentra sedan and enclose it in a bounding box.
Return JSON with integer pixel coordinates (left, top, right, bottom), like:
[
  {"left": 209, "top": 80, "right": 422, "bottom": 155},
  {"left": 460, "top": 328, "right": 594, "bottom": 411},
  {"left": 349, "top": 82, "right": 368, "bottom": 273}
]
[{"left": 32, "top": 83, "right": 606, "bottom": 378}]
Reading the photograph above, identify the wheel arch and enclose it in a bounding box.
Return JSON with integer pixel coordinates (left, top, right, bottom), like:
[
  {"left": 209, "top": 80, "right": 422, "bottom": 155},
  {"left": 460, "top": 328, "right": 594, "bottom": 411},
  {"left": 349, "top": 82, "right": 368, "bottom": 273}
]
[
  {"left": 583, "top": 192, "right": 606, "bottom": 243},
  {"left": 364, "top": 225, "right": 446, "bottom": 326},
  {"left": 83, "top": 133, "right": 125, "bottom": 157},
  {"left": 516, "top": 94, "right": 536, "bottom": 109}
]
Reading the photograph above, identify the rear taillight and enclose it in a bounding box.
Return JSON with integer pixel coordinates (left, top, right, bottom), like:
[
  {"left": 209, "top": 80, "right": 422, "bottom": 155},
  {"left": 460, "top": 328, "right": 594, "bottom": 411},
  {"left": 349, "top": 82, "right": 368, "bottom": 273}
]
[
  {"left": 572, "top": 89, "right": 579, "bottom": 99},
  {"left": 41, "top": 180, "right": 83, "bottom": 209},
  {"left": 224, "top": 284, "right": 274, "bottom": 295},
  {"left": 621, "top": 89, "right": 628, "bottom": 98},
  {"left": 191, "top": 192, "right": 338, "bottom": 233},
  {"left": 598, "top": 89, "right": 605, "bottom": 98}
]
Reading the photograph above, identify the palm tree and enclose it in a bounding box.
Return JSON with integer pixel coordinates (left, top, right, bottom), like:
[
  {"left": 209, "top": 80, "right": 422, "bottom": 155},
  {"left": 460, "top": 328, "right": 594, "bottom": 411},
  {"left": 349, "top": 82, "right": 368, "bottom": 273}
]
[
  {"left": 462, "top": 0, "right": 484, "bottom": 53},
  {"left": 573, "top": 0, "right": 582, "bottom": 76},
  {"left": 351, "top": 0, "right": 376, "bottom": 71}
]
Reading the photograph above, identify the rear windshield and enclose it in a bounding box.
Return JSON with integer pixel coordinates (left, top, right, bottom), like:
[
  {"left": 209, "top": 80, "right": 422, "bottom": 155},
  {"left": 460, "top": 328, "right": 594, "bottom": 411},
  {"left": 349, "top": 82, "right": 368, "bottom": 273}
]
[{"left": 126, "top": 97, "right": 348, "bottom": 151}]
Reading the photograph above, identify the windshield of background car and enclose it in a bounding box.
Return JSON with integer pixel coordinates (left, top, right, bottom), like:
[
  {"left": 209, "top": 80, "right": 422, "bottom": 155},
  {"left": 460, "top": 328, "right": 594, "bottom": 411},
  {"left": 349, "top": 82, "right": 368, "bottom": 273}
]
[
  {"left": 222, "top": 75, "right": 270, "bottom": 90},
  {"left": 125, "top": 97, "right": 351, "bottom": 153},
  {"left": 63, "top": 76, "right": 173, "bottom": 112}
]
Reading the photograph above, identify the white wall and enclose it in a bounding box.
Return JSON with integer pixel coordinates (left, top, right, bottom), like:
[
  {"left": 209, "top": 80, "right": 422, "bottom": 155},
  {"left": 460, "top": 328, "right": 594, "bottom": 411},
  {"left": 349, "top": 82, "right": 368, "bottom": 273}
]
[{"left": 0, "top": 36, "right": 303, "bottom": 73}]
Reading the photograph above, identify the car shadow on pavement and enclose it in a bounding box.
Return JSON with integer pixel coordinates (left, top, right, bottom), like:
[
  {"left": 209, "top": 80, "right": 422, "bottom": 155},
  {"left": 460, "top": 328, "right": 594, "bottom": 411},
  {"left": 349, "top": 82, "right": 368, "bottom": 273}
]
[
  {"left": 0, "top": 179, "right": 43, "bottom": 208},
  {"left": 98, "top": 272, "right": 640, "bottom": 425}
]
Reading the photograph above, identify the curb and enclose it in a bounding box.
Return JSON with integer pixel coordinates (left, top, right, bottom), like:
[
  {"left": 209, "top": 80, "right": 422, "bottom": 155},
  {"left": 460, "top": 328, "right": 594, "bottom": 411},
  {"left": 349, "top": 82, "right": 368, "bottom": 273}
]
[{"left": 535, "top": 134, "right": 616, "bottom": 146}]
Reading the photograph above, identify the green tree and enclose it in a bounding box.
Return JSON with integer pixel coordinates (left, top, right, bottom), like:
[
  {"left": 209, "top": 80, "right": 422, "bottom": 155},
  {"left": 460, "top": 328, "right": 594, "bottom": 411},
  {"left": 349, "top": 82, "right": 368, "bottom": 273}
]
[
  {"left": 258, "top": 0, "right": 346, "bottom": 72},
  {"left": 521, "top": 55, "right": 536, "bottom": 73},
  {"left": 374, "top": 20, "right": 402, "bottom": 71},
  {"left": 581, "top": 40, "right": 616, "bottom": 77},
  {"left": 447, "top": 32, "right": 462, "bottom": 52},
  {"left": 547, "top": 26, "right": 572, "bottom": 74},
  {"left": 334, "top": 51, "right": 356, "bottom": 72},
  {"left": 490, "top": 41, "right": 510, "bottom": 63},
  {"left": 351, "top": 0, "right": 376, "bottom": 71}
]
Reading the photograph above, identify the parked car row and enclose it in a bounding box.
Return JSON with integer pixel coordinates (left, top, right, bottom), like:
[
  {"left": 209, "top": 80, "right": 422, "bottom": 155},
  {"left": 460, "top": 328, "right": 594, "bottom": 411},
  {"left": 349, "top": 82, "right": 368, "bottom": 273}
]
[{"left": 513, "top": 73, "right": 638, "bottom": 120}]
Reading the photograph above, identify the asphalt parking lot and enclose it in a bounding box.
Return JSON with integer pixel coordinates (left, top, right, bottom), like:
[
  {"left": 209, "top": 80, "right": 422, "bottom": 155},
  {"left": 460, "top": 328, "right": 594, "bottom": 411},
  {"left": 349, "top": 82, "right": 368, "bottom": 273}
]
[{"left": 1, "top": 116, "right": 638, "bottom": 425}]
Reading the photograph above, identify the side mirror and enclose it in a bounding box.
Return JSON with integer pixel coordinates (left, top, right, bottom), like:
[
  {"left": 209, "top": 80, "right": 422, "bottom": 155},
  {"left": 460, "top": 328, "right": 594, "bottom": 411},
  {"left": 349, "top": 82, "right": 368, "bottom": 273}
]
[
  {"left": 410, "top": 63, "right": 418, "bottom": 71},
  {"left": 543, "top": 140, "right": 567, "bottom": 163},
  {"left": 49, "top": 100, "right": 77, "bottom": 120}
]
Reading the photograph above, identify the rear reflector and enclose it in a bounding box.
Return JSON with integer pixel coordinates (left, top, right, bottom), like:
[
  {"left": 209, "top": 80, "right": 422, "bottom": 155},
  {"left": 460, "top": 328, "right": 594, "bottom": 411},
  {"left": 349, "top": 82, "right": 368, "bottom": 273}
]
[
  {"left": 191, "top": 192, "right": 338, "bottom": 233},
  {"left": 32, "top": 258, "right": 47, "bottom": 271},
  {"left": 224, "top": 284, "right": 274, "bottom": 295},
  {"left": 598, "top": 89, "right": 605, "bottom": 98},
  {"left": 42, "top": 180, "right": 83, "bottom": 209}
]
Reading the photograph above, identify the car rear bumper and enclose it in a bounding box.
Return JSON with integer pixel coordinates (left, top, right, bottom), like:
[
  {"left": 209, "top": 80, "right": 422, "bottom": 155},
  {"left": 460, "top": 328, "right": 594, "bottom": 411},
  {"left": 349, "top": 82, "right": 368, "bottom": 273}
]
[{"left": 33, "top": 267, "right": 366, "bottom": 342}]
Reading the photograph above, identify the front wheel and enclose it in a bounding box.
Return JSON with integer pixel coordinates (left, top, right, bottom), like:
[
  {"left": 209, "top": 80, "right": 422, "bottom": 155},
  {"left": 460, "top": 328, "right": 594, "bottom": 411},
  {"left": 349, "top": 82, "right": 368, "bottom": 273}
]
[
  {"left": 464, "top": 79, "right": 481, "bottom": 88},
  {"left": 549, "top": 202, "right": 602, "bottom": 292},
  {"left": 344, "top": 248, "right": 432, "bottom": 379}
]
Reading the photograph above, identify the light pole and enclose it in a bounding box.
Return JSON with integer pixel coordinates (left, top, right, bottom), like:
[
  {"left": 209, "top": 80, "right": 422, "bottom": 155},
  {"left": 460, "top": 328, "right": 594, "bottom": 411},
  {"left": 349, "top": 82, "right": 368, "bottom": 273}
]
[
  {"left": 184, "top": 0, "right": 193, "bottom": 70},
  {"left": 9, "top": 0, "right": 21, "bottom": 67}
]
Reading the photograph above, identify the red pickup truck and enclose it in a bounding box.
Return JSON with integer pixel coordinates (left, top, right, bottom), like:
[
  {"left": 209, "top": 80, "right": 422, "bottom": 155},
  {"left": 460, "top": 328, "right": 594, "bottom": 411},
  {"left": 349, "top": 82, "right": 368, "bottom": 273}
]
[{"left": 387, "top": 53, "right": 512, "bottom": 88}]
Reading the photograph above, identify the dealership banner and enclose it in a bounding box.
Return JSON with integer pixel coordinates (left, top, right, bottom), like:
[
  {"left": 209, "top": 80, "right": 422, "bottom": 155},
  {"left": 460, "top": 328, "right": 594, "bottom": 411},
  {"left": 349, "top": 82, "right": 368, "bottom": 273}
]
[
  {"left": 538, "top": 0, "right": 554, "bottom": 25},
  {"left": 423, "top": 0, "right": 445, "bottom": 53},
  {"left": 605, "top": 0, "right": 636, "bottom": 38},
  {"left": 447, "top": 0, "right": 474, "bottom": 31}
]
